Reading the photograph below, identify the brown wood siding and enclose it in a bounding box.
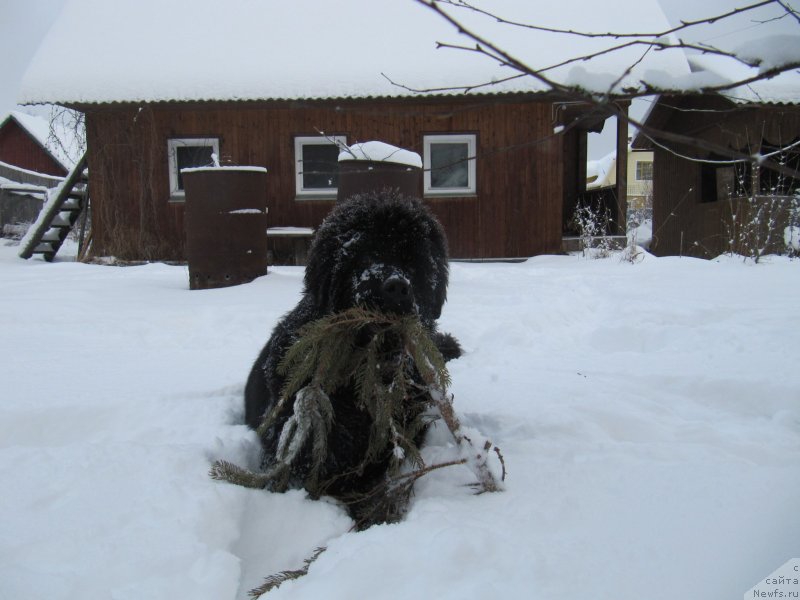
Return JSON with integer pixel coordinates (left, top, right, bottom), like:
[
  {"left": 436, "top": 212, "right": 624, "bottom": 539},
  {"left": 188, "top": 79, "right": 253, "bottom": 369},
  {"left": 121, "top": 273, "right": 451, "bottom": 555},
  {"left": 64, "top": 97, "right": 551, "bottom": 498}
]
[
  {"left": 651, "top": 146, "right": 702, "bottom": 256},
  {"left": 84, "top": 98, "right": 564, "bottom": 261},
  {"left": 0, "top": 120, "right": 67, "bottom": 177},
  {"left": 650, "top": 98, "right": 800, "bottom": 258}
]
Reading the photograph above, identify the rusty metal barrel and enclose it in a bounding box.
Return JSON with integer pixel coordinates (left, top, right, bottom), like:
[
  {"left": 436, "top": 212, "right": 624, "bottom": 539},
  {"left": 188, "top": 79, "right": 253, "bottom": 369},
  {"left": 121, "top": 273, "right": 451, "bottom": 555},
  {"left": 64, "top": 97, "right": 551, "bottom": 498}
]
[
  {"left": 182, "top": 166, "right": 268, "bottom": 290},
  {"left": 337, "top": 141, "right": 422, "bottom": 202}
]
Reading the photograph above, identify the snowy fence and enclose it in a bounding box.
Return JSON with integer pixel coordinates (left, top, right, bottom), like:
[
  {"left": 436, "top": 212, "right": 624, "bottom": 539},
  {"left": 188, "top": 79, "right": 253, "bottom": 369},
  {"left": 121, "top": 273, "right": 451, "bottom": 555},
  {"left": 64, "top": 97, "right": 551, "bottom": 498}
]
[{"left": 0, "top": 161, "right": 64, "bottom": 237}]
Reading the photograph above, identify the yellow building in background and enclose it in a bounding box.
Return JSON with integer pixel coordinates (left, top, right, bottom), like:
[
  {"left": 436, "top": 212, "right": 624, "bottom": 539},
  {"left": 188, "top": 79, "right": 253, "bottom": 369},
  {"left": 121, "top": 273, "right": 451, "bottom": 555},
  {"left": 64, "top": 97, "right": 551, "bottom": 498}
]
[{"left": 586, "top": 148, "right": 653, "bottom": 212}]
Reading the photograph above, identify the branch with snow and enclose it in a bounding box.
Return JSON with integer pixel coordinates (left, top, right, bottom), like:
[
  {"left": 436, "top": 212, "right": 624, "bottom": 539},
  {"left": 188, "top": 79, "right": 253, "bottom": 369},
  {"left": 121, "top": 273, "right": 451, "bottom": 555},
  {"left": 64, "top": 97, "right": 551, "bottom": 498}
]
[
  {"left": 405, "top": 0, "right": 800, "bottom": 178},
  {"left": 429, "top": 385, "right": 505, "bottom": 492},
  {"left": 411, "top": 0, "right": 800, "bottom": 99}
]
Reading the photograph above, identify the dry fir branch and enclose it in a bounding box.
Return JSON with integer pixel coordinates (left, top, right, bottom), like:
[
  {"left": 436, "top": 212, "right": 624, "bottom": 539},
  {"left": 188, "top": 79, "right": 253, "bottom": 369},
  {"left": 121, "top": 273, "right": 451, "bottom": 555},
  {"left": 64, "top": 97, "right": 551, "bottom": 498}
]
[
  {"left": 209, "top": 460, "right": 272, "bottom": 489},
  {"left": 211, "top": 306, "right": 503, "bottom": 519},
  {"left": 248, "top": 546, "right": 328, "bottom": 598},
  {"left": 268, "top": 306, "right": 453, "bottom": 493},
  {"left": 428, "top": 384, "right": 504, "bottom": 493}
]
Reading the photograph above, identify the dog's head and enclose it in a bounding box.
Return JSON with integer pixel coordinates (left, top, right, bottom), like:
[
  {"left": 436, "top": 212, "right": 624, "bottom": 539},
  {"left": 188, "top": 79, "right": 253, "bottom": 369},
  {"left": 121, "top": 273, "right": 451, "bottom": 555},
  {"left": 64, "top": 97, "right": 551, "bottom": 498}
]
[{"left": 304, "top": 189, "right": 449, "bottom": 326}]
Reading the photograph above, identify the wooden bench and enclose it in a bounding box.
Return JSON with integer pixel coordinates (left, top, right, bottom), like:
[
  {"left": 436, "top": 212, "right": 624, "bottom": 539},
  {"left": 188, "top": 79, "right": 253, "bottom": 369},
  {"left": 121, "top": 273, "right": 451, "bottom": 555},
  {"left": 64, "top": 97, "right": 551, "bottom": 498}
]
[{"left": 266, "top": 226, "right": 314, "bottom": 266}]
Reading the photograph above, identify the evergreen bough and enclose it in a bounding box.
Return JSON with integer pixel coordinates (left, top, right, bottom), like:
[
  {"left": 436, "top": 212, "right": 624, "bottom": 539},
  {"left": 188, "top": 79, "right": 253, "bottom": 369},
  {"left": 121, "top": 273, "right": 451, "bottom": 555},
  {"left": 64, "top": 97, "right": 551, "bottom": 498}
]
[{"left": 211, "top": 307, "right": 503, "bottom": 525}]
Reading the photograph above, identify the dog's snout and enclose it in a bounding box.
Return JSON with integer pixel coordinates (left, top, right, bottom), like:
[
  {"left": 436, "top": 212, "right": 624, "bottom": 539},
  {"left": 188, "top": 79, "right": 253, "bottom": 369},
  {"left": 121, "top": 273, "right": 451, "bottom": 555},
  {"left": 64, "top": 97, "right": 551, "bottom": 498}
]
[{"left": 381, "top": 276, "right": 413, "bottom": 313}]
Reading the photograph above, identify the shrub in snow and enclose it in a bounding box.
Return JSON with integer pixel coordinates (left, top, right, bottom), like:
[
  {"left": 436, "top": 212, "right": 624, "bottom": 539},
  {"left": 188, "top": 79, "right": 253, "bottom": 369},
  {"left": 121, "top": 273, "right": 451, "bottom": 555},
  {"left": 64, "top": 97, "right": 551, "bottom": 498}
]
[
  {"left": 785, "top": 225, "right": 800, "bottom": 258},
  {"left": 724, "top": 188, "right": 799, "bottom": 263},
  {"left": 572, "top": 204, "right": 619, "bottom": 258}
]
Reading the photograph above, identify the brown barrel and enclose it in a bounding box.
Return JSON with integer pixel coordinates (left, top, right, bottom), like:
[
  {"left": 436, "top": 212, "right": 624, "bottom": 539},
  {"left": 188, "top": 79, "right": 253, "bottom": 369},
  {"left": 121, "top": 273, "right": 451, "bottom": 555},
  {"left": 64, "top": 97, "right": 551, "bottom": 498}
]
[
  {"left": 337, "top": 160, "right": 422, "bottom": 203},
  {"left": 183, "top": 167, "right": 268, "bottom": 290}
]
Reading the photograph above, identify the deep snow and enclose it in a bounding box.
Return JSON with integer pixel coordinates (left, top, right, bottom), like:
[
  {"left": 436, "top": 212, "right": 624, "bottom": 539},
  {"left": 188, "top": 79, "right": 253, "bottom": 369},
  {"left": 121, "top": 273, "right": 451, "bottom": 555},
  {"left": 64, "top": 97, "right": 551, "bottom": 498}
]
[{"left": 0, "top": 240, "right": 798, "bottom": 600}]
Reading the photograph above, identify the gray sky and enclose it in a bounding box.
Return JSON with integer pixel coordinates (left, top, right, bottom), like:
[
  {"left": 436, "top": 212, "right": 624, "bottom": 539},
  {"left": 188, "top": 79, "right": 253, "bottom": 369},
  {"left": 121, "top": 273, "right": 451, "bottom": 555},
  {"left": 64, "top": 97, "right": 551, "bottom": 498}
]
[{"left": 0, "top": 0, "right": 64, "bottom": 116}]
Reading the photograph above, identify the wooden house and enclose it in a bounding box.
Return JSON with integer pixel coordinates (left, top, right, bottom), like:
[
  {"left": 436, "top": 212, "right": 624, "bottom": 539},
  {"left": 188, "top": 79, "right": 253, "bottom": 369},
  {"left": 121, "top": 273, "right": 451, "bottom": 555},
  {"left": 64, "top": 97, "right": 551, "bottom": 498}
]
[
  {"left": 633, "top": 56, "right": 800, "bottom": 258},
  {"left": 0, "top": 111, "right": 68, "bottom": 177},
  {"left": 19, "top": 0, "right": 689, "bottom": 261},
  {"left": 0, "top": 111, "right": 76, "bottom": 237},
  {"left": 626, "top": 150, "right": 654, "bottom": 212}
]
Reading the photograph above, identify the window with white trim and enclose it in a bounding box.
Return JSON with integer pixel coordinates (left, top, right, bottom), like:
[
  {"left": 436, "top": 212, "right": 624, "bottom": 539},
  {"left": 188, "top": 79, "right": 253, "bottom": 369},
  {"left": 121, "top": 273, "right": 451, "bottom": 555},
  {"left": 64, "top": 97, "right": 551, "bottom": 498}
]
[
  {"left": 423, "top": 134, "right": 477, "bottom": 196},
  {"left": 295, "top": 135, "right": 347, "bottom": 198},
  {"left": 167, "top": 137, "right": 219, "bottom": 199},
  {"left": 635, "top": 160, "right": 653, "bottom": 181}
]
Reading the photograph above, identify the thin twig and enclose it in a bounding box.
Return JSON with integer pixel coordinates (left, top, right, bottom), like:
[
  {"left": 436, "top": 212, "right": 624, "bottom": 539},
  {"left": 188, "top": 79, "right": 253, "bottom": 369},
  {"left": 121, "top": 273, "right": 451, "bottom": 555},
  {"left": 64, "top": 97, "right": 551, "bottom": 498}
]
[{"left": 432, "top": 0, "right": 779, "bottom": 40}]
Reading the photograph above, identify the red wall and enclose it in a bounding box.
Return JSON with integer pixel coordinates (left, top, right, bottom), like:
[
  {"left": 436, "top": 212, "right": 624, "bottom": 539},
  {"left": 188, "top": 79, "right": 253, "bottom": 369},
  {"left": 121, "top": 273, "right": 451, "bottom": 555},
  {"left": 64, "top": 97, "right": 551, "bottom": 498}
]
[{"left": 0, "top": 119, "right": 67, "bottom": 177}]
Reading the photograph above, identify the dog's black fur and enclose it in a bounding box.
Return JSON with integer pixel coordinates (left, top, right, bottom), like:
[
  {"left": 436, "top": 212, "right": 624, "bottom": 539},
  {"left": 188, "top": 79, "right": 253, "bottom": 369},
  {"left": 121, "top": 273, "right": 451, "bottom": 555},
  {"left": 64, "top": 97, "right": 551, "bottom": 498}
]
[{"left": 244, "top": 189, "right": 459, "bottom": 518}]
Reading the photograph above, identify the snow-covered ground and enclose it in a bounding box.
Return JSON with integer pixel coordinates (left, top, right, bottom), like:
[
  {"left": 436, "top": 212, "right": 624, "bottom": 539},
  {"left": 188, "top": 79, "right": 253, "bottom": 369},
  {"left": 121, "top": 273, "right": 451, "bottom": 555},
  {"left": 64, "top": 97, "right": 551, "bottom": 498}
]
[{"left": 1, "top": 240, "right": 798, "bottom": 600}]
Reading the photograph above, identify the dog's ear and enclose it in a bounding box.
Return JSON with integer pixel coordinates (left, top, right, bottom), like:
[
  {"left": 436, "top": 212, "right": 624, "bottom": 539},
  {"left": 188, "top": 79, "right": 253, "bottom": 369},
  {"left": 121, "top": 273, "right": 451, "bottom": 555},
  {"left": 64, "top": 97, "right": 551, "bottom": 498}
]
[
  {"left": 303, "top": 231, "right": 334, "bottom": 312},
  {"left": 431, "top": 255, "right": 448, "bottom": 320},
  {"left": 429, "top": 218, "right": 450, "bottom": 321}
]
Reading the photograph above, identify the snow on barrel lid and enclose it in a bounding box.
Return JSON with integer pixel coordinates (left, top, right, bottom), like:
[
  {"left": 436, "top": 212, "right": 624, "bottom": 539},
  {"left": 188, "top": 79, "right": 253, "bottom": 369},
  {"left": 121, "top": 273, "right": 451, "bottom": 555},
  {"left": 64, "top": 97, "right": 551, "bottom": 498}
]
[
  {"left": 180, "top": 166, "right": 268, "bottom": 174},
  {"left": 338, "top": 142, "right": 422, "bottom": 169}
]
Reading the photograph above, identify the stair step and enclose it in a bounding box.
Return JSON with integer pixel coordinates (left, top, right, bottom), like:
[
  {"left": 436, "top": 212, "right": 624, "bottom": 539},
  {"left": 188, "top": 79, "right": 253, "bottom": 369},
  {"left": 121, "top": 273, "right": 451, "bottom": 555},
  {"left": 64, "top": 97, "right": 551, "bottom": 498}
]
[
  {"left": 18, "top": 153, "right": 88, "bottom": 261},
  {"left": 51, "top": 212, "right": 77, "bottom": 227},
  {"left": 33, "top": 242, "right": 55, "bottom": 253},
  {"left": 42, "top": 226, "right": 71, "bottom": 242}
]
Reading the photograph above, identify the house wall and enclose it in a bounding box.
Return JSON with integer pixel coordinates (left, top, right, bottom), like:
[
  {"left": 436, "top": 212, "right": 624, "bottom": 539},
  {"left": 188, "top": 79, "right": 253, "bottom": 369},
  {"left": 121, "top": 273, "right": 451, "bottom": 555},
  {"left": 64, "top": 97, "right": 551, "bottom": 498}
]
[
  {"left": 649, "top": 98, "right": 800, "bottom": 258},
  {"left": 0, "top": 120, "right": 67, "bottom": 177},
  {"left": 627, "top": 150, "right": 653, "bottom": 210},
  {"left": 651, "top": 146, "right": 708, "bottom": 256},
  {"left": 83, "top": 98, "right": 564, "bottom": 261}
]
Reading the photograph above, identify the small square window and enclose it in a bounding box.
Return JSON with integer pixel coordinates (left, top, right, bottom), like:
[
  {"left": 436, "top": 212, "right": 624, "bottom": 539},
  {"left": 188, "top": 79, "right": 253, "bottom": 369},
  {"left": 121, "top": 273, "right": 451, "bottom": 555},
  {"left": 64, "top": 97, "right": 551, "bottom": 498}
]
[
  {"left": 635, "top": 160, "right": 653, "bottom": 181},
  {"left": 295, "top": 135, "right": 347, "bottom": 198},
  {"left": 424, "top": 134, "right": 476, "bottom": 196},
  {"left": 167, "top": 138, "right": 219, "bottom": 198}
]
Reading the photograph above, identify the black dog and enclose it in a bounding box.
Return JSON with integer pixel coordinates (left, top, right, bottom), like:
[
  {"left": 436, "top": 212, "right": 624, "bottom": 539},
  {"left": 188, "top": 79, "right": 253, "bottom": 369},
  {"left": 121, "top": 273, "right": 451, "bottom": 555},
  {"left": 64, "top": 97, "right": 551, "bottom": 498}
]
[{"left": 244, "top": 189, "right": 460, "bottom": 521}]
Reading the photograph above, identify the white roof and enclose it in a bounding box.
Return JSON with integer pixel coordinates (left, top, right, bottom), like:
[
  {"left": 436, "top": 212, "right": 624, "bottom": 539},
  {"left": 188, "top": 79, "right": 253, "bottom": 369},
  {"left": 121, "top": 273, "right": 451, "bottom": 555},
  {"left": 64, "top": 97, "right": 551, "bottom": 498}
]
[
  {"left": 686, "top": 46, "right": 800, "bottom": 105},
  {"left": 586, "top": 151, "right": 616, "bottom": 189},
  {"left": 19, "top": 0, "right": 692, "bottom": 105}
]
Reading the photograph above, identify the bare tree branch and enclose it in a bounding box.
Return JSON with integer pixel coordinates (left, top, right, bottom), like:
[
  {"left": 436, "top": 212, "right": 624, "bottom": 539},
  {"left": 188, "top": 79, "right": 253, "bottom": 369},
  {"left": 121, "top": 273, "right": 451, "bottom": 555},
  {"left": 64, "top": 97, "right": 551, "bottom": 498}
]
[
  {"left": 406, "top": 0, "right": 800, "bottom": 180},
  {"left": 412, "top": 0, "right": 800, "bottom": 100},
  {"left": 775, "top": 0, "right": 800, "bottom": 24},
  {"left": 412, "top": 0, "right": 571, "bottom": 95},
  {"left": 431, "top": 0, "right": 779, "bottom": 40}
]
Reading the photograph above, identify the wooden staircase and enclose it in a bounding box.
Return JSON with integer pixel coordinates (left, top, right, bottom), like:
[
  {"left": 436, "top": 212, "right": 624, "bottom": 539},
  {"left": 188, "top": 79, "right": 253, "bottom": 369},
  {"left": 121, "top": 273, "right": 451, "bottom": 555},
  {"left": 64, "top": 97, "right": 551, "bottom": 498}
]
[{"left": 18, "top": 153, "right": 88, "bottom": 262}]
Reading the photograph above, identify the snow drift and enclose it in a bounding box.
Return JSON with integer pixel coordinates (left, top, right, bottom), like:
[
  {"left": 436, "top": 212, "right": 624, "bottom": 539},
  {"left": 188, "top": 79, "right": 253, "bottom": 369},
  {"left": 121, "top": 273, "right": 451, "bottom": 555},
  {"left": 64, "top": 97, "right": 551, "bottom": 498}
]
[{"left": 0, "top": 241, "right": 797, "bottom": 599}]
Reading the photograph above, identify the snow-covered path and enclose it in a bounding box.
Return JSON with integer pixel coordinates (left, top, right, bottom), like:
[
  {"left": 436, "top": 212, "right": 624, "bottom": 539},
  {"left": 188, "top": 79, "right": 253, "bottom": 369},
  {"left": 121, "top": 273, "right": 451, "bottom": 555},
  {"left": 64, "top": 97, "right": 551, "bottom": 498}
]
[{"left": 0, "top": 242, "right": 797, "bottom": 599}]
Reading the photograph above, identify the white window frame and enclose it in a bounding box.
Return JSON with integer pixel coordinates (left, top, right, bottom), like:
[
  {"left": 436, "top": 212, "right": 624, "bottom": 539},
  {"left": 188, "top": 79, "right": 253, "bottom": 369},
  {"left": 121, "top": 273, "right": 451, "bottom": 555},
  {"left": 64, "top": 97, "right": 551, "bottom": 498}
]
[
  {"left": 294, "top": 135, "right": 347, "bottom": 198},
  {"left": 423, "top": 134, "right": 477, "bottom": 197},
  {"left": 635, "top": 160, "right": 653, "bottom": 181},
  {"left": 167, "top": 137, "right": 220, "bottom": 199}
]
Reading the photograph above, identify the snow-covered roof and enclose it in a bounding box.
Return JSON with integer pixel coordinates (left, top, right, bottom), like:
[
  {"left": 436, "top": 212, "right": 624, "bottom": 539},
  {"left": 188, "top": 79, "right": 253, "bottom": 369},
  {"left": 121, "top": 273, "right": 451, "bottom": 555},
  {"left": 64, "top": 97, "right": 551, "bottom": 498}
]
[
  {"left": 686, "top": 49, "right": 800, "bottom": 105},
  {"left": 0, "top": 111, "right": 74, "bottom": 170},
  {"left": 19, "top": 0, "right": 692, "bottom": 106},
  {"left": 586, "top": 151, "right": 616, "bottom": 189}
]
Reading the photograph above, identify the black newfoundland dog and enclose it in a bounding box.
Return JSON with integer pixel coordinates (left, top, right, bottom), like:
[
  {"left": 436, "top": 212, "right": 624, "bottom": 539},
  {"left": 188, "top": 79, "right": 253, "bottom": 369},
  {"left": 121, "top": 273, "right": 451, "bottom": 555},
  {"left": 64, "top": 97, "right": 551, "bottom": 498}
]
[{"left": 244, "top": 189, "right": 460, "bottom": 522}]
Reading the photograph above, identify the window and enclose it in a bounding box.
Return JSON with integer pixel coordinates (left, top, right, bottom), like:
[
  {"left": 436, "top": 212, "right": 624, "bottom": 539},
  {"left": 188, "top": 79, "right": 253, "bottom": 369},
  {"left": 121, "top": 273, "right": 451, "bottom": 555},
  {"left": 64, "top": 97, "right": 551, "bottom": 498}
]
[
  {"left": 295, "top": 135, "right": 347, "bottom": 198},
  {"left": 423, "top": 134, "right": 477, "bottom": 196},
  {"left": 168, "top": 138, "right": 219, "bottom": 198},
  {"left": 635, "top": 160, "right": 653, "bottom": 181}
]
